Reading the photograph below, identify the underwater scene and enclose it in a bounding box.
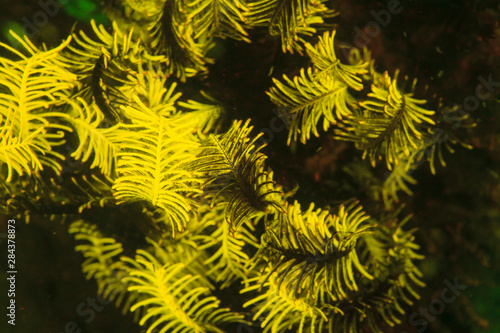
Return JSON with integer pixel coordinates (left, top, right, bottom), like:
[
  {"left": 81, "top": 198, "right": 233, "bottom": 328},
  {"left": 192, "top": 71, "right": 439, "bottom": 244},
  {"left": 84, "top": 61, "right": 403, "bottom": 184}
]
[{"left": 0, "top": 0, "right": 499, "bottom": 332}]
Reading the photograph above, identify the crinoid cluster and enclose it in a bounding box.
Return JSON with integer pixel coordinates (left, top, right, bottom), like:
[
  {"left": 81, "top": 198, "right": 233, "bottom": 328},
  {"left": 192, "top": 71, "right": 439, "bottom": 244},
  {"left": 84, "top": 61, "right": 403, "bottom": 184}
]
[{"left": 0, "top": 0, "right": 475, "bottom": 332}]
